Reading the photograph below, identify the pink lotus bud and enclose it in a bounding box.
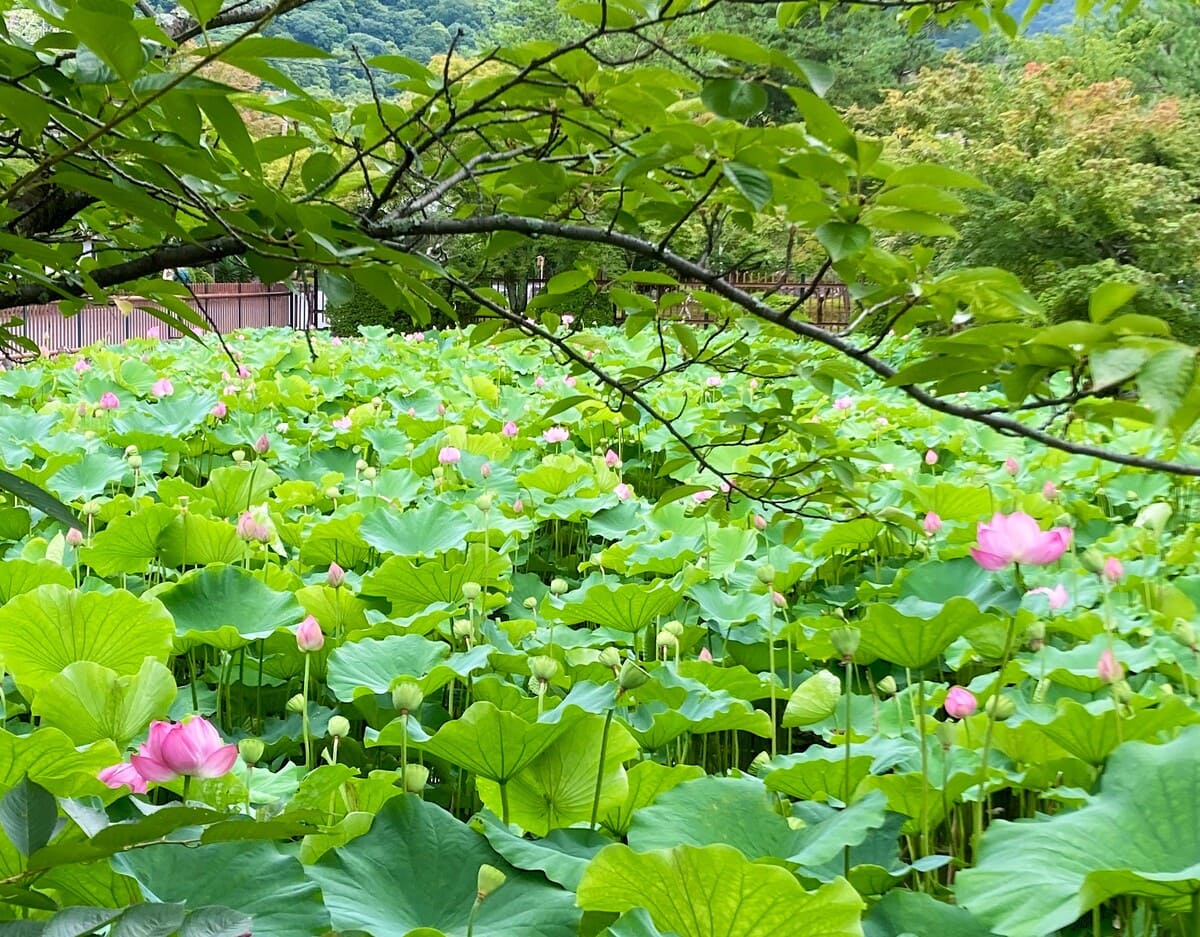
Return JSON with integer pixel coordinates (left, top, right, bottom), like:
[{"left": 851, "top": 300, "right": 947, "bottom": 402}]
[
  {"left": 503, "top": 421, "right": 519, "bottom": 437},
  {"left": 152, "top": 378, "right": 174, "bottom": 397},
  {"left": 1042, "top": 481, "right": 1059, "bottom": 501},
  {"left": 99, "top": 392, "right": 119, "bottom": 410},
  {"left": 221, "top": 371, "right": 230, "bottom": 381},
  {"left": 720, "top": 481, "right": 731, "bottom": 494},
  {"left": 210, "top": 401, "right": 227, "bottom": 419},
  {"left": 944, "top": 686, "right": 977, "bottom": 719},
  {"left": 296, "top": 614, "right": 325, "bottom": 653},
  {"left": 237, "top": 365, "right": 251, "bottom": 379},
  {"left": 512, "top": 498, "right": 524, "bottom": 513},
  {"left": 436, "top": 402, "right": 446, "bottom": 416},
  {"left": 1103, "top": 557, "right": 1125, "bottom": 583},
  {"left": 1097, "top": 648, "right": 1124, "bottom": 684},
  {"left": 224, "top": 384, "right": 238, "bottom": 396},
  {"left": 480, "top": 462, "right": 492, "bottom": 479},
  {"left": 438, "top": 446, "right": 461, "bottom": 465},
  {"left": 1004, "top": 457, "right": 1020, "bottom": 475},
  {"left": 333, "top": 416, "right": 351, "bottom": 431},
  {"left": 76, "top": 401, "right": 88, "bottom": 416},
  {"left": 585, "top": 350, "right": 594, "bottom": 359},
  {"left": 1028, "top": 583, "right": 1069, "bottom": 610},
  {"left": 327, "top": 562, "right": 345, "bottom": 588},
  {"left": 98, "top": 762, "right": 148, "bottom": 794},
  {"left": 543, "top": 426, "right": 569, "bottom": 444},
  {"left": 923, "top": 512, "right": 942, "bottom": 535},
  {"left": 146, "top": 325, "right": 161, "bottom": 340},
  {"left": 614, "top": 483, "right": 631, "bottom": 501},
  {"left": 749, "top": 378, "right": 759, "bottom": 391},
  {"left": 925, "top": 449, "right": 938, "bottom": 465},
  {"left": 73, "top": 358, "right": 90, "bottom": 374},
  {"left": 236, "top": 512, "right": 257, "bottom": 541},
  {"left": 253, "top": 434, "right": 270, "bottom": 454},
  {"left": 771, "top": 591, "right": 786, "bottom": 608},
  {"left": 66, "top": 527, "right": 84, "bottom": 547},
  {"left": 564, "top": 375, "right": 577, "bottom": 387},
  {"left": 692, "top": 490, "right": 714, "bottom": 504},
  {"left": 407, "top": 408, "right": 416, "bottom": 417},
  {"left": 833, "top": 396, "right": 853, "bottom": 411},
  {"left": 753, "top": 514, "right": 767, "bottom": 531},
  {"left": 705, "top": 375, "right": 721, "bottom": 388},
  {"left": 604, "top": 448, "right": 620, "bottom": 468},
  {"left": 875, "top": 416, "right": 888, "bottom": 427},
  {"left": 534, "top": 376, "right": 546, "bottom": 388},
  {"left": 698, "top": 647, "right": 714, "bottom": 662}
]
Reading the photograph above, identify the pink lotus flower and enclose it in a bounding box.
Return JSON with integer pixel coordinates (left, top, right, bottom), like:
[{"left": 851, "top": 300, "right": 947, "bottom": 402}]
[
  {"left": 698, "top": 647, "right": 714, "bottom": 662},
  {"left": 692, "top": 490, "right": 714, "bottom": 504},
  {"left": 604, "top": 448, "right": 620, "bottom": 468},
  {"left": 833, "top": 396, "right": 853, "bottom": 411},
  {"left": 76, "top": 401, "right": 88, "bottom": 416},
  {"left": 1103, "top": 557, "right": 1125, "bottom": 583},
  {"left": 480, "top": 462, "right": 492, "bottom": 479},
  {"left": 512, "top": 498, "right": 524, "bottom": 512},
  {"left": 1004, "top": 457, "right": 1020, "bottom": 475},
  {"left": 327, "top": 562, "right": 345, "bottom": 588},
  {"left": 236, "top": 511, "right": 270, "bottom": 544},
  {"left": 152, "top": 378, "right": 174, "bottom": 397},
  {"left": 562, "top": 315, "right": 575, "bottom": 327},
  {"left": 253, "top": 434, "right": 270, "bottom": 454},
  {"left": 1042, "top": 481, "right": 1059, "bottom": 501},
  {"left": 438, "top": 446, "right": 461, "bottom": 465},
  {"left": 944, "top": 686, "right": 977, "bottom": 719},
  {"left": 563, "top": 375, "right": 577, "bottom": 388},
  {"left": 237, "top": 365, "right": 251, "bottom": 379},
  {"left": 99, "top": 392, "right": 119, "bottom": 410},
  {"left": 705, "top": 375, "right": 721, "bottom": 388},
  {"left": 73, "top": 358, "right": 90, "bottom": 374},
  {"left": 719, "top": 481, "right": 731, "bottom": 494},
  {"left": 1028, "top": 583, "right": 1069, "bottom": 610},
  {"left": 534, "top": 376, "right": 546, "bottom": 388},
  {"left": 749, "top": 378, "right": 759, "bottom": 391},
  {"left": 333, "top": 417, "right": 352, "bottom": 431},
  {"left": 146, "top": 326, "right": 161, "bottom": 340},
  {"left": 543, "top": 426, "right": 569, "bottom": 444},
  {"left": 296, "top": 614, "right": 324, "bottom": 653},
  {"left": 436, "top": 402, "right": 446, "bottom": 416},
  {"left": 210, "top": 401, "right": 227, "bottom": 419},
  {"left": 407, "top": 408, "right": 417, "bottom": 417},
  {"left": 1097, "top": 648, "right": 1124, "bottom": 684},
  {"left": 923, "top": 512, "right": 942, "bottom": 535},
  {"left": 970, "top": 512, "right": 1071, "bottom": 570},
  {"left": 223, "top": 383, "right": 238, "bottom": 396},
  {"left": 99, "top": 762, "right": 148, "bottom": 794},
  {"left": 614, "top": 483, "right": 631, "bottom": 501},
  {"left": 131, "top": 718, "right": 238, "bottom": 782},
  {"left": 925, "top": 449, "right": 938, "bottom": 465},
  {"left": 771, "top": 591, "right": 786, "bottom": 608},
  {"left": 753, "top": 514, "right": 767, "bottom": 531},
  {"left": 503, "top": 421, "right": 519, "bottom": 437},
  {"left": 66, "top": 527, "right": 83, "bottom": 547}
]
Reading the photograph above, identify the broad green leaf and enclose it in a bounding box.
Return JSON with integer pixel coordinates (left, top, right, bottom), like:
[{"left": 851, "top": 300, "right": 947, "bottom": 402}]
[
  {"left": 557, "top": 580, "right": 681, "bottom": 632},
  {"left": 0, "top": 777, "right": 57, "bottom": 857},
  {"left": 722, "top": 162, "right": 772, "bottom": 210},
  {"left": 701, "top": 79, "right": 768, "bottom": 121},
  {"left": 150, "top": 565, "right": 303, "bottom": 651},
  {"left": 359, "top": 502, "right": 472, "bottom": 556},
  {"left": 32, "top": 658, "right": 176, "bottom": 746}
]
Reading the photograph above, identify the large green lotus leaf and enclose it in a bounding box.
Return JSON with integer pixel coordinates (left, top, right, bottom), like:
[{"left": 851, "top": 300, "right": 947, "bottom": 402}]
[
  {"left": 327, "top": 634, "right": 449, "bottom": 701},
  {"left": 310, "top": 796, "right": 581, "bottom": 937},
  {"left": 32, "top": 658, "right": 175, "bottom": 746},
  {"left": 298, "top": 515, "right": 371, "bottom": 569},
  {"left": 0, "top": 585, "right": 173, "bottom": 696},
  {"left": 0, "top": 559, "right": 73, "bottom": 603},
  {"left": 597, "top": 534, "right": 702, "bottom": 577},
  {"left": 704, "top": 527, "right": 761, "bottom": 578},
  {"left": 202, "top": 464, "right": 282, "bottom": 519},
  {"left": 957, "top": 726, "right": 1200, "bottom": 936},
  {"left": 577, "top": 843, "right": 864, "bottom": 937},
  {"left": 622, "top": 671, "right": 773, "bottom": 749},
  {"left": 296, "top": 584, "right": 368, "bottom": 637},
  {"left": 157, "top": 514, "right": 246, "bottom": 568},
  {"left": 112, "top": 392, "right": 217, "bottom": 441},
  {"left": 518, "top": 454, "right": 592, "bottom": 496},
  {"left": 676, "top": 661, "right": 776, "bottom": 701},
  {"left": 150, "top": 565, "right": 303, "bottom": 651},
  {"left": 116, "top": 841, "right": 329, "bottom": 937},
  {"left": 0, "top": 727, "right": 119, "bottom": 799},
  {"left": 864, "top": 890, "right": 998, "bottom": 937},
  {"left": 78, "top": 504, "right": 175, "bottom": 576},
  {"left": 603, "top": 761, "right": 706, "bottom": 836},
  {"left": 49, "top": 452, "right": 128, "bottom": 501},
  {"left": 359, "top": 501, "right": 473, "bottom": 556},
  {"left": 361, "top": 546, "right": 511, "bottom": 617},
  {"left": 1024, "top": 695, "right": 1198, "bottom": 765},
  {"left": 557, "top": 580, "right": 682, "bottom": 632},
  {"left": 475, "top": 810, "right": 610, "bottom": 890},
  {"left": 891, "top": 557, "right": 1018, "bottom": 618},
  {"left": 477, "top": 714, "right": 639, "bottom": 835},
  {"left": 688, "top": 581, "right": 761, "bottom": 625},
  {"left": 372, "top": 700, "right": 582, "bottom": 783},
  {"left": 813, "top": 518, "right": 883, "bottom": 554},
  {"left": 764, "top": 737, "right": 915, "bottom": 804},
  {"left": 857, "top": 599, "right": 994, "bottom": 669}
]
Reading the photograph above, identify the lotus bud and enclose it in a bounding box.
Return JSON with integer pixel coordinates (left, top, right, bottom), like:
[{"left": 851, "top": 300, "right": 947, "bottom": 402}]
[
  {"left": 1134, "top": 501, "right": 1172, "bottom": 536},
  {"left": 402, "top": 763, "right": 429, "bottom": 793},
  {"left": 1027, "top": 621, "right": 1046, "bottom": 651},
  {"left": 598, "top": 647, "right": 622, "bottom": 669},
  {"left": 462, "top": 581, "right": 482, "bottom": 601},
  {"left": 452, "top": 618, "right": 473, "bottom": 638},
  {"left": 1097, "top": 648, "right": 1124, "bottom": 684},
  {"left": 1112, "top": 679, "right": 1133, "bottom": 704},
  {"left": 286, "top": 693, "right": 306, "bottom": 714},
  {"left": 327, "top": 715, "right": 351, "bottom": 739},
  {"left": 82, "top": 499, "right": 102, "bottom": 516},
  {"left": 296, "top": 614, "right": 325, "bottom": 653},
  {"left": 935, "top": 721, "right": 957, "bottom": 749},
  {"left": 529, "top": 656, "right": 559, "bottom": 682},
  {"left": 944, "top": 686, "right": 978, "bottom": 719},
  {"left": 476, "top": 864, "right": 507, "bottom": 902},
  {"left": 231, "top": 449, "right": 246, "bottom": 464},
  {"left": 877, "top": 675, "right": 897, "bottom": 697},
  {"left": 985, "top": 695, "right": 1016, "bottom": 721},
  {"left": 391, "top": 682, "right": 424, "bottom": 715},
  {"left": 829, "top": 626, "right": 861, "bottom": 660},
  {"left": 617, "top": 659, "right": 649, "bottom": 691},
  {"left": 1080, "top": 548, "right": 1105, "bottom": 575},
  {"left": 480, "top": 462, "right": 492, "bottom": 479},
  {"left": 549, "top": 578, "right": 569, "bottom": 595},
  {"left": 476, "top": 493, "right": 493, "bottom": 512},
  {"left": 124, "top": 444, "right": 139, "bottom": 457},
  {"left": 749, "top": 751, "right": 771, "bottom": 775},
  {"left": 65, "top": 527, "right": 83, "bottom": 547},
  {"left": 753, "top": 514, "right": 767, "bottom": 531},
  {"left": 522, "top": 596, "right": 537, "bottom": 610},
  {"left": 327, "top": 562, "right": 345, "bottom": 589},
  {"left": 1102, "top": 557, "right": 1125, "bottom": 583},
  {"left": 254, "top": 434, "right": 270, "bottom": 454},
  {"left": 325, "top": 486, "right": 340, "bottom": 500},
  {"left": 355, "top": 459, "right": 369, "bottom": 473},
  {"left": 1172, "top": 619, "right": 1198, "bottom": 650},
  {"left": 238, "top": 738, "right": 265, "bottom": 765},
  {"left": 662, "top": 620, "right": 684, "bottom": 637},
  {"left": 1162, "top": 682, "right": 1176, "bottom": 696},
  {"left": 656, "top": 631, "right": 678, "bottom": 653},
  {"left": 362, "top": 466, "right": 377, "bottom": 481},
  {"left": 372, "top": 396, "right": 382, "bottom": 408},
  {"left": 512, "top": 498, "right": 524, "bottom": 513},
  {"left": 756, "top": 564, "right": 776, "bottom": 585},
  {"left": 127, "top": 454, "right": 142, "bottom": 470}
]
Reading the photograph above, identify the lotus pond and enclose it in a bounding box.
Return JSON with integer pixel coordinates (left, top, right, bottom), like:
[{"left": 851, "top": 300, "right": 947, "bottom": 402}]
[{"left": 0, "top": 322, "right": 1197, "bottom": 937}]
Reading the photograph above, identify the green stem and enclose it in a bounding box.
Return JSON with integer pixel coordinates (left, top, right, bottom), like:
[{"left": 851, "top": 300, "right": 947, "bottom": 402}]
[
  {"left": 1192, "top": 890, "right": 1200, "bottom": 937},
  {"left": 590, "top": 708, "right": 615, "bottom": 831},
  {"left": 974, "top": 613, "right": 1019, "bottom": 848},
  {"left": 766, "top": 600, "right": 777, "bottom": 758},
  {"left": 182, "top": 775, "right": 191, "bottom": 804},
  {"left": 302, "top": 654, "right": 313, "bottom": 772},
  {"left": 842, "top": 656, "right": 853, "bottom": 880},
  {"left": 916, "top": 675, "right": 931, "bottom": 862},
  {"left": 467, "top": 901, "right": 480, "bottom": 937},
  {"left": 500, "top": 780, "right": 510, "bottom": 826}
]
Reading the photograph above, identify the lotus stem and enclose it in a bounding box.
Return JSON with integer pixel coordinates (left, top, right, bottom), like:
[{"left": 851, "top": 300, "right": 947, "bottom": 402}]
[
  {"left": 974, "top": 612, "right": 1018, "bottom": 848},
  {"left": 500, "top": 780, "right": 510, "bottom": 827},
  {"left": 843, "top": 656, "right": 853, "bottom": 880},
  {"left": 302, "top": 654, "right": 313, "bottom": 772},
  {"left": 590, "top": 708, "right": 615, "bottom": 831}
]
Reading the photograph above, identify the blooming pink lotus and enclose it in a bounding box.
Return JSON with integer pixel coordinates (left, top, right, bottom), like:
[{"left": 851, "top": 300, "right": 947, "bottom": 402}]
[
  {"left": 99, "top": 762, "right": 148, "bottom": 794},
  {"left": 705, "top": 375, "right": 721, "bottom": 388},
  {"left": 131, "top": 717, "right": 238, "bottom": 782},
  {"left": 438, "top": 446, "right": 461, "bottom": 465},
  {"left": 1028, "top": 583, "right": 1069, "bottom": 611},
  {"left": 236, "top": 511, "right": 270, "bottom": 544},
  {"left": 502, "top": 421, "right": 519, "bottom": 437},
  {"left": 562, "top": 315, "right": 575, "bottom": 327},
  {"left": 719, "top": 481, "right": 731, "bottom": 494},
  {"left": 237, "top": 365, "right": 251, "bottom": 379},
  {"left": 563, "top": 375, "right": 577, "bottom": 388},
  {"left": 99, "top": 392, "right": 119, "bottom": 410},
  {"left": 944, "top": 686, "right": 977, "bottom": 719},
  {"left": 534, "top": 376, "right": 546, "bottom": 388},
  {"left": 604, "top": 448, "right": 620, "bottom": 468},
  {"left": 146, "top": 325, "right": 161, "bottom": 340},
  {"left": 923, "top": 512, "right": 942, "bottom": 535},
  {"left": 543, "top": 426, "right": 569, "bottom": 444},
  {"left": 296, "top": 614, "right": 325, "bottom": 653},
  {"left": 614, "top": 483, "right": 631, "bottom": 501},
  {"left": 152, "top": 378, "right": 174, "bottom": 397},
  {"left": 210, "top": 401, "right": 227, "bottom": 419},
  {"left": 970, "top": 512, "right": 1071, "bottom": 570},
  {"left": 333, "top": 417, "right": 352, "bottom": 431},
  {"left": 73, "top": 358, "right": 90, "bottom": 375},
  {"left": 833, "top": 396, "right": 853, "bottom": 411}
]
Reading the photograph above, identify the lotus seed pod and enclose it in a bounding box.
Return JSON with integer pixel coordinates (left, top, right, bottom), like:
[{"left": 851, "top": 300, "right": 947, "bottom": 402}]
[
  {"left": 452, "top": 618, "right": 473, "bottom": 638},
  {"left": 82, "top": 499, "right": 102, "bottom": 516},
  {"left": 655, "top": 631, "right": 678, "bottom": 651},
  {"left": 476, "top": 864, "right": 507, "bottom": 901},
  {"left": 526, "top": 675, "right": 542, "bottom": 695},
  {"left": 529, "top": 656, "right": 559, "bottom": 682},
  {"left": 617, "top": 659, "right": 649, "bottom": 691},
  {"left": 476, "top": 493, "right": 493, "bottom": 512},
  {"left": 402, "top": 763, "right": 430, "bottom": 793},
  {"left": 356, "top": 459, "right": 369, "bottom": 473},
  {"left": 522, "top": 596, "right": 538, "bottom": 610},
  {"left": 362, "top": 466, "right": 377, "bottom": 481},
  {"left": 1079, "top": 548, "right": 1105, "bottom": 575},
  {"left": 598, "top": 647, "right": 622, "bottom": 669},
  {"left": 286, "top": 693, "right": 306, "bottom": 714},
  {"left": 325, "top": 486, "right": 340, "bottom": 499},
  {"left": 238, "top": 738, "right": 265, "bottom": 765},
  {"left": 829, "top": 626, "right": 861, "bottom": 659},
  {"left": 985, "top": 695, "right": 1016, "bottom": 721},
  {"left": 549, "top": 578, "right": 569, "bottom": 595},
  {"left": 462, "top": 581, "right": 482, "bottom": 601},
  {"left": 755, "top": 564, "right": 776, "bottom": 585},
  {"left": 231, "top": 449, "right": 246, "bottom": 464},
  {"left": 391, "top": 682, "right": 425, "bottom": 715},
  {"left": 327, "top": 715, "right": 351, "bottom": 739},
  {"left": 876, "top": 675, "right": 898, "bottom": 697},
  {"left": 126, "top": 454, "right": 142, "bottom": 470},
  {"left": 663, "top": 620, "right": 684, "bottom": 637},
  {"left": 1172, "top": 619, "right": 1198, "bottom": 649}
]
